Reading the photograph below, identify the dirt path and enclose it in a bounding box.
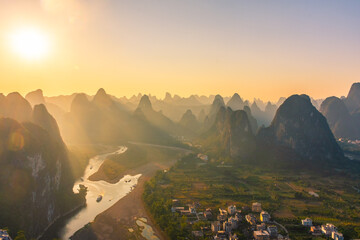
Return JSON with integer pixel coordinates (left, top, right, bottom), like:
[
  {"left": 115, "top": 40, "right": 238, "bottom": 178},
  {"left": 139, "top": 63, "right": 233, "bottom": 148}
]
[{"left": 71, "top": 144, "right": 191, "bottom": 240}]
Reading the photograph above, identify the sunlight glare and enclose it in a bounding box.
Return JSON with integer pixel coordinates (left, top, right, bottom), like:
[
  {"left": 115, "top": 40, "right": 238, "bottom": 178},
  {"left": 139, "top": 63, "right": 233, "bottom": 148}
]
[{"left": 9, "top": 27, "right": 50, "bottom": 60}]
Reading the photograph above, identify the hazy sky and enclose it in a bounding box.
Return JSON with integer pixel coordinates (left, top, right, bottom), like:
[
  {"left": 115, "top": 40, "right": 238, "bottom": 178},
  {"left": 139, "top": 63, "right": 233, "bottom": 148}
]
[{"left": 0, "top": 0, "right": 359, "bottom": 101}]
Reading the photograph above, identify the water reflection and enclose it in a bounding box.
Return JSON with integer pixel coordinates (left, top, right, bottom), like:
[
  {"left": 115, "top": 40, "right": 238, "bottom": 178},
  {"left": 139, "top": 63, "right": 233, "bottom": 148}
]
[
  {"left": 59, "top": 146, "right": 141, "bottom": 240},
  {"left": 136, "top": 217, "right": 160, "bottom": 240}
]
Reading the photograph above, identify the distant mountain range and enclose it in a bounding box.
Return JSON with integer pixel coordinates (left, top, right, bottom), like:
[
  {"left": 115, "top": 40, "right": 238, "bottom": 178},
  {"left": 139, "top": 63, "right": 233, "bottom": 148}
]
[
  {"left": 198, "top": 94, "right": 344, "bottom": 165},
  {"left": 2, "top": 83, "right": 358, "bottom": 168},
  {"left": 1, "top": 82, "right": 358, "bottom": 237},
  {"left": 61, "top": 89, "right": 179, "bottom": 145}
]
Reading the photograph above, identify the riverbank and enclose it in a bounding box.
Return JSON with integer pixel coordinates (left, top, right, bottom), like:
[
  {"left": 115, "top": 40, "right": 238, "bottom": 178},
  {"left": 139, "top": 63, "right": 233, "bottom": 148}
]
[
  {"left": 38, "top": 202, "right": 86, "bottom": 240},
  {"left": 37, "top": 144, "right": 120, "bottom": 240},
  {"left": 71, "top": 143, "right": 191, "bottom": 240}
]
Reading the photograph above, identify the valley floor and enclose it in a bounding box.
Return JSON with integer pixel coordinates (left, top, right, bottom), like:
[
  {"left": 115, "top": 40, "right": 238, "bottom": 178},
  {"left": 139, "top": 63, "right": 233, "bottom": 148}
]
[
  {"left": 71, "top": 142, "right": 191, "bottom": 240},
  {"left": 142, "top": 154, "right": 360, "bottom": 240}
]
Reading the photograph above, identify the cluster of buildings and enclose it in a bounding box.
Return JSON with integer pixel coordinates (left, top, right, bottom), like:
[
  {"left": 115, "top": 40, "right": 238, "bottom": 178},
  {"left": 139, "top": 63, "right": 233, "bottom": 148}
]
[
  {"left": 197, "top": 153, "right": 209, "bottom": 162},
  {"left": 171, "top": 199, "right": 198, "bottom": 219},
  {"left": 301, "top": 218, "right": 344, "bottom": 240},
  {"left": 171, "top": 199, "right": 347, "bottom": 240},
  {"left": 338, "top": 138, "right": 360, "bottom": 145},
  {"left": 210, "top": 205, "right": 242, "bottom": 239},
  {"left": 246, "top": 203, "right": 287, "bottom": 240},
  {"left": 0, "top": 229, "right": 12, "bottom": 240},
  {"left": 190, "top": 201, "right": 287, "bottom": 240}
]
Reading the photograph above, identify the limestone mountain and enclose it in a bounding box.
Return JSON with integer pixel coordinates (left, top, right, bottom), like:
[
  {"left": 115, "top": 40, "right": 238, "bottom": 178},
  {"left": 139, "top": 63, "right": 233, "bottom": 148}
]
[
  {"left": 320, "top": 96, "right": 360, "bottom": 140},
  {"left": 25, "top": 89, "right": 46, "bottom": 106},
  {"left": 265, "top": 102, "right": 277, "bottom": 118},
  {"left": 200, "top": 107, "right": 256, "bottom": 158},
  {"left": 0, "top": 112, "right": 84, "bottom": 238},
  {"left": 164, "top": 92, "right": 173, "bottom": 103},
  {"left": 179, "top": 109, "right": 200, "bottom": 133},
  {"left": 0, "top": 93, "right": 5, "bottom": 113},
  {"left": 136, "top": 95, "right": 180, "bottom": 135},
  {"left": 62, "top": 90, "right": 177, "bottom": 145},
  {"left": 45, "top": 93, "right": 80, "bottom": 112},
  {"left": 137, "top": 94, "right": 153, "bottom": 110},
  {"left": 25, "top": 89, "right": 66, "bottom": 125},
  {"left": 197, "top": 109, "right": 206, "bottom": 123},
  {"left": 32, "top": 104, "right": 64, "bottom": 144},
  {"left": 257, "top": 94, "right": 344, "bottom": 162},
  {"left": 311, "top": 97, "right": 323, "bottom": 110},
  {"left": 92, "top": 88, "right": 116, "bottom": 108},
  {"left": 227, "top": 93, "right": 244, "bottom": 111},
  {"left": 204, "top": 94, "right": 225, "bottom": 129},
  {"left": 243, "top": 106, "right": 258, "bottom": 133},
  {"left": 0, "top": 92, "right": 32, "bottom": 122},
  {"left": 276, "top": 97, "right": 286, "bottom": 107},
  {"left": 253, "top": 98, "right": 266, "bottom": 110},
  {"left": 209, "top": 94, "right": 225, "bottom": 117},
  {"left": 250, "top": 101, "right": 262, "bottom": 117},
  {"left": 250, "top": 101, "right": 278, "bottom": 127},
  {"left": 344, "top": 82, "right": 360, "bottom": 113}
]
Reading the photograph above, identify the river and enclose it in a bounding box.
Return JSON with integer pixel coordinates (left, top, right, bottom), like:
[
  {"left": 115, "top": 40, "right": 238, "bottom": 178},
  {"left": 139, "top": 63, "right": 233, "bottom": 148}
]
[{"left": 59, "top": 146, "right": 141, "bottom": 240}]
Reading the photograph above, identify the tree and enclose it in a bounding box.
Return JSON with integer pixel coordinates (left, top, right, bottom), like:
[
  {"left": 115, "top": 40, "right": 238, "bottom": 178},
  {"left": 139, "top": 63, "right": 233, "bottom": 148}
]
[{"left": 14, "top": 230, "right": 27, "bottom": 240}]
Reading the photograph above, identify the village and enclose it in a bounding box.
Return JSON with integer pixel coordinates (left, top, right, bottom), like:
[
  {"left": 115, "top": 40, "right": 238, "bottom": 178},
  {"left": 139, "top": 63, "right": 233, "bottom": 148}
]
[
  {"left": 0, "top": 229, "right": 12, "bottom": 240},
  {"left": 171, "top": 198, "right": 345, "bottom": 240}
]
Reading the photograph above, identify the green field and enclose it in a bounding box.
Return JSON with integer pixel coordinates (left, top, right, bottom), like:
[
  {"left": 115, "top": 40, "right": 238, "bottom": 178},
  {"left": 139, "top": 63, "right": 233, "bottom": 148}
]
[
  {"left": 89, "top": 143, "right": 186, "bottom": 182},
  {"left": 144, "top": 154, "right": 360, "bottom": 239}
]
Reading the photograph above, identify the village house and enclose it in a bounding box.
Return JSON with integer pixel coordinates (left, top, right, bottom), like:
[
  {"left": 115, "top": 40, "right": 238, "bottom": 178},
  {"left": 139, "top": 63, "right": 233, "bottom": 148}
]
[
  {"left": 171, "top": 206, "right": 185, "bottom": 213},
  {"left": 217, "top": 214, "right": 227, "bottom": 222},
  {"left": 254, "top": 230, "right": 270, "bottom": 240},
  {"left": 219, "top": 208, "right": 228, "bottom": 216},
  {"left": 203, "top": 208, "right": 213, "bottom": 220},
  {"left": 229, "top": 233, "right": 239, "bottom": 240},
  {"left": 260, "top": 211, "right": 271, "bottom": 223},
  {"left": 228, "top": 216, "right": 238, "bottom": 229},
  {"left": 211, "top": 221, "right": 221, "bottom": 233},
  {"left": 197, "top": 153, "right": 209, "bottom": 161},
  {"left": 246, "top": 214, "right": 257, "bottom": 225},
  {"left": 332, "top": 231, "right": 344, "bottom": 240},
  {"left": 321, "top": 223, "right": 337, "bottom": 236},
  {"left": 310, "top": 226, "right": 322, "bottom": 236},
  {"left": 234, "top": 211, "right": 242, "bottom": 222},
  {"left": 228, "top": 205, "right": 237, "bottom": 215},
  {"left": 301, "top": 218, "right": 312, "bottom": 226},
  {"left": 223, "top": 221, "right": 233, "bottom": 233},
  {"left": 189, "top": 206, "right": 196, "bottom": 214},
  {"left": 0, "top": 229, "right": 12, "bottom": 240},
  {"left": 257, "top": 223, "right": 267, "bottom": 231},
  {"left": 267, "top": 225, "right": 278, "bottom": 238},
  {"left": 252, "top": 202, "right": 262, "bottom": 212},
  {"left": 214, "top": 231, "right": 228, "bottom": 240}
]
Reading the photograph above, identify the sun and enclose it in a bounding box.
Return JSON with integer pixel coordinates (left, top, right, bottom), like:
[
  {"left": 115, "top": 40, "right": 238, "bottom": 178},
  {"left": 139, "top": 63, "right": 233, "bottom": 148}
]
[{"left": 9, "top": 27, "right": 50, "bottom": 60}]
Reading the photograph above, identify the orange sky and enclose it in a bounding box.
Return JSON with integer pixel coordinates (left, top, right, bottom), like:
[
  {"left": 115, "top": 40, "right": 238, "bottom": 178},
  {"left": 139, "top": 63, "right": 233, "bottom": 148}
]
[{"left": 0, "top": 0, "right": 359, "bottom": 101}]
